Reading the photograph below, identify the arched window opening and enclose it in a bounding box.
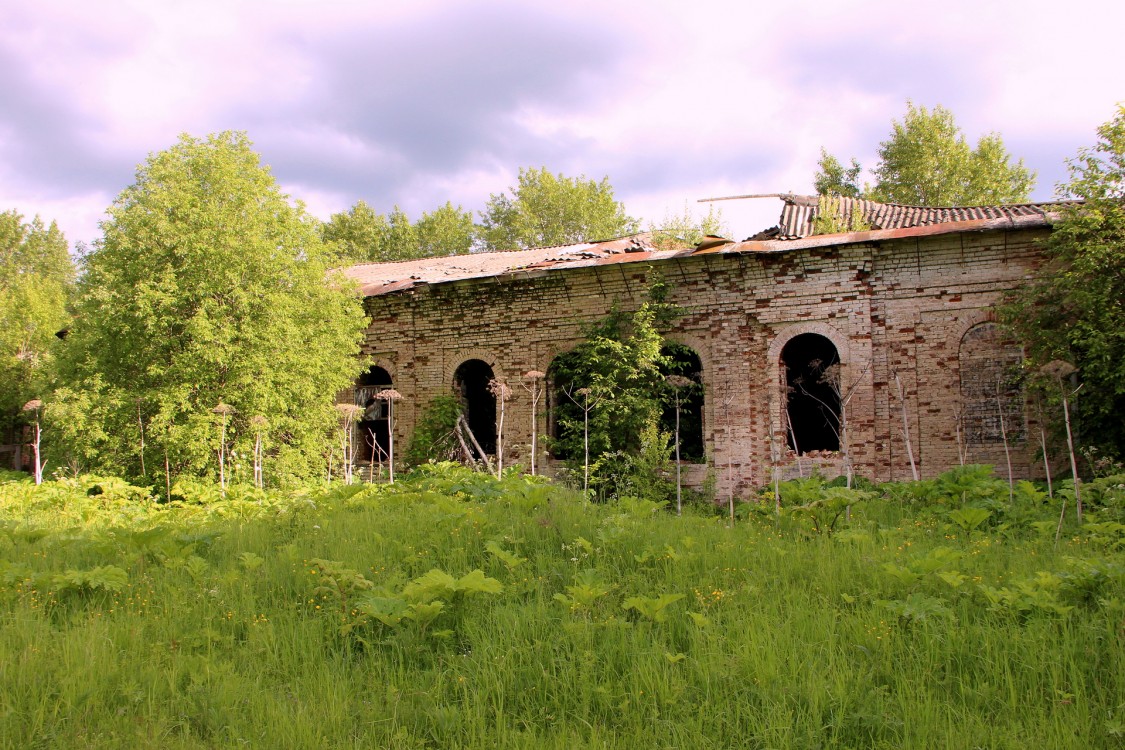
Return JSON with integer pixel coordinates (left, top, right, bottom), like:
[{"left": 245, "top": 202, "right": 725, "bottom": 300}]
[
  {"left": 959, "top": 323, "right": 1025, "bottom": 447},
  {"left": 660, "top": 344, "right": 705, "bottom": 461},
  {"left": 354, "top": 366, "right": 392, "bottom": 465},
  {"left": 781, "top": 333, "right": 841, "bottom": 453},
  {"left": 453, "top": 359, "right": 497, "bottom": 455}
]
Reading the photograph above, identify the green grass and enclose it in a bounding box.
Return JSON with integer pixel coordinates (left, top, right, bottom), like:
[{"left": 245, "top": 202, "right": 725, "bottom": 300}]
[{"left": 1, "top": 465, "right": 1122, "bottom": 748}]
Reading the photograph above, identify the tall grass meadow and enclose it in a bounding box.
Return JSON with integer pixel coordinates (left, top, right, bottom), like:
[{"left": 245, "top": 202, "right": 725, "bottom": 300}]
[{"left": 1, "top": 464, "right": 1122, "bottom": 748}]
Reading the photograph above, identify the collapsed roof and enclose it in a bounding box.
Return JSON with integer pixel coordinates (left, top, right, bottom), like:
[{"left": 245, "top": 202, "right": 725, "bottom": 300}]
[{"left": 342, "top": 195, "right": 1068, "bottom": 298}]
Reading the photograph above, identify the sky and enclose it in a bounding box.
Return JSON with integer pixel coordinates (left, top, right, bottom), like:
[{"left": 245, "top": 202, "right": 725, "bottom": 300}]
[{"left": 1, "top": 0, "right": 1123, "bottom": 248}]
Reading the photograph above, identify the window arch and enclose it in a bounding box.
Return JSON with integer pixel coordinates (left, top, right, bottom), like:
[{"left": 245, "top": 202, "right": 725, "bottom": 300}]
[
  {"left": 453, "top": 359, "right": 497, "bottom": 455},
  {"left": 780, "top": 333, "right": 841, "bottom": 453},
  {"left": 959, "top": 323, "right": 1024, "bottom": 446},
  {"left": 660, "top": 343, "right": 704, "bottom": 461}
]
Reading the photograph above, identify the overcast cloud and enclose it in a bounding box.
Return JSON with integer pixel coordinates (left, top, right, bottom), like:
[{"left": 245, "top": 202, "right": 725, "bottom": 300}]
[{"left": 1, "top": 0, "right": 1122, "bottom": 246}]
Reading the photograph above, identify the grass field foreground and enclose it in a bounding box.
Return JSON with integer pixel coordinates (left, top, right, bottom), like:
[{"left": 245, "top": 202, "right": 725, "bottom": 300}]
[{"left": 1, "top": 464, "right": 1123, "bottom": 748}]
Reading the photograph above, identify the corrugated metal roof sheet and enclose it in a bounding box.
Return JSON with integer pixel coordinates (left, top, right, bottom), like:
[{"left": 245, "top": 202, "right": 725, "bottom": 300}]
[{"left": 763, "top": 194, "right": 1068, "bottom": 240}]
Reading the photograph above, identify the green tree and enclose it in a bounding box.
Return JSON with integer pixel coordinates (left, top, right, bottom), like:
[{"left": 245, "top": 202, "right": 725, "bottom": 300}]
[
  {"left": 416, "top": 202, "right": 477, "bottom": 256},
  {"left": 52, "top": 132, "right": 367, "bottom": 485},
  {"left": 816, "top": 103, "right": 1035, "bottom": 205},
  {"left": 1002, "top": 104, "right": 1125, "bottom": 457},
  {"left": 0, "top": 212, "right": 72, "bottom": 447},
  {"left": 321, "top": 200, "right": 388, "bottom": 264},
  {"left": 480, "top": 167, "right": 638, "bottom": 251},
  {"left": 322, "top": 201, "right": 476, "bottom": 262},
  {"left": 381, "top": 206, "right": 419, "bottom": 261},
  {"left": 813, "top": 150, "right": 862, "bottom": 199}
]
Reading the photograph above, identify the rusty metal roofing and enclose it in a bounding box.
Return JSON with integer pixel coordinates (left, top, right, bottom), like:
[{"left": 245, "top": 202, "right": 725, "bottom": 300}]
[
  {"left": 342, "top": 197, "right": 1066, "bottom": 298},
  {"left": 342, "top": 233, "right": 690, "bottom": 297},
  {"left": 761, "top": 193, "right": 1068, "bottom": 240}
]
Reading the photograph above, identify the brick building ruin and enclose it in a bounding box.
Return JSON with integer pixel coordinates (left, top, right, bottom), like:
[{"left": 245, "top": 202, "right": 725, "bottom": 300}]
[{"left": 341, "top": 195, "right": 1062, "bottom": 495}]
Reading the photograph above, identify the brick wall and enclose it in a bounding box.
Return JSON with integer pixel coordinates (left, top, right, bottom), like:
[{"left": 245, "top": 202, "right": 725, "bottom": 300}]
[{"left": 355, "top": 227, "right": 1048, "bottom": 497}]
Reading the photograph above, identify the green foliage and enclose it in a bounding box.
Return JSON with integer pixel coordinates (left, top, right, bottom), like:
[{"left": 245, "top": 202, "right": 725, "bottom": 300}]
[
  {"left": 812, "top": 195, "right": 871, "bottom": 234},
  {"left": 551, "top": 275, "right": 678, "bottom": 454},
  {"left": 878, "top": 592, "right": 953, "bottom": 625},
  {"left": 1002, "top": 104, "right": 1125, "bottom": 457},
  {"left": 51, "top": 132, "right": 367, "bottom": 484},
  {"left": 647, "top": 202, "right": 729, "bottom": 249},
  {"left": 888, "top": 464, "right": 1006, "bottom": 507},
  {"left": 1085, "top": 473, "right": 1125, "bottom": 520},
  {"left": 813, "top": 149, "right": 862, "bottom": 198},
  {"left": 322, "top": 200, "right": 477, "bottom": 264},
  {"left": 0, "top": 211, "right": 72, "bottom": 436},
  {"left": 344, "top": 568, "right": 502, "bottom": 637},
  {"left": 1, "top": 466, "right": 1122, "bottom": 748},
  {"left": 553, "top": 569, "right": 614, "bottom": 616},
  {"left": 416, "top": 201, "right": 477, "bottom": 257},
  {"left": 816, "top": 102, "right": 1035, "bottom": 205},
  {"left": 480, "top": 167, "right": 638, "bottom": 251},
  {"left": 978, "top": 572, "right": 1075, "bottom": 617},
  {"left": 401, "top": 568, "right": 503, "bottom": 603},
  {"left": 621, "top": 592, "right": 685, "bottom": 623},
  {"left": 404, "top": 395, "right": 463, "bottom": 467},
  {"left": 785, "top": 483, "right": 871, "bottom": 534},
  {"left": 485, "top": 540, "right": 527, "bottom": 570},
  {"left": 550, "top": 276, "right": 692, "bottom": 501},
  {"left": 51, "top": 565, "right": 129, "bottom": 596},
  {"left": 320, "top": 200, "right": 388, "bottom": 264},
  {"left": 948, "top": 506, "right": 992, "bottom": 536}
]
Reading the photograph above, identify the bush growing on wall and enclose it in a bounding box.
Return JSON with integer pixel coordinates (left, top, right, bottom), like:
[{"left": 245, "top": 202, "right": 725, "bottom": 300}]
[
  {"left": 405, "top": 395, "right": 464, "bottom": 467},
  {"left": 549, "top": 273, "right": 692, "bottom": 501}
]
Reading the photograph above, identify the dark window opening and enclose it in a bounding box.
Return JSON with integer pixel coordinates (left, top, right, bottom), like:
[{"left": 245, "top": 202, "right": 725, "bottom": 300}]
[
  {"left": 660, "top": 344, "right": 705, "bottom": 461},
  {"left": 354, "top": 366, "right": 392, "bottom": 464},
  {"left": 781, "top": 333, "right": 841, "bottom": 453},
  {"left": 454, "top": 359, "right": 497, "bottom": 455}
]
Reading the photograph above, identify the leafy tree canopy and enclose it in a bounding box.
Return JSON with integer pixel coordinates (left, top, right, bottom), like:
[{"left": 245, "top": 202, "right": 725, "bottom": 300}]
[
  {"left": 416, "top": 201, "right": 477, "bottom": 258},
  {"left": 0, "top": 212, "right": 72, "bottom": 436},
  {"left": 321, "top": 200, "right": 387, "bottom": 264},
  {"left": 1002, "top": 104, "right": 1125, "bottom": 457},
  {"left": 52, "top": 131, "right": 368, "bottom": 485},
  {"left": 480, "top": 167, "right": 638, "bottom": 251},
  {"left": 816, "top": 103, "right": 1036, "bottom": 206},
  {"left": 322, "top": 201, "right": 476, "bottom": 263}
]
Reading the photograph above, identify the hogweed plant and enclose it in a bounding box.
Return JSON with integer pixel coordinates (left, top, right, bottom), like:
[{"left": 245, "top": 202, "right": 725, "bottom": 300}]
[
  {"left": 995, "top": 377, "right": 1016, "bottom": 504},
  {"left": 521, "top": 370, "right": 546, "bottom": 475},
  {"left": 563, "top": 386, "right": 601, "bottom": 497},
  {"left": 1041, "top": 360, "right": 1083, "bottom": 542},
  {"left": 892, "top": 371, "right": 920, "bottom": 481},
  {"left": 666, "top": 375, "right": 693, "bottom": 515},
  {"left": 249, "top": 415, "right": 268, "bottom": 489},
  {"left": 488, "top": 379, "right": 512, "bottom": 479},
  {"left": 335, "top": 403, "right": 363, "bottom": 485},
  {"left": 211, "top": 402, "right": 234, "bottom": 495},
  {"left": 1033, "top": 394, "right": 1054, "bottom": 500},
  {"left": 21, "top": 399, "right": 44, "bottom": 485},
  {"left": 719, "top": 390, "right": 736, "bottom": 526},
  {"left": 375, "top": 389, "right": 403, "bottom": 483}
]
